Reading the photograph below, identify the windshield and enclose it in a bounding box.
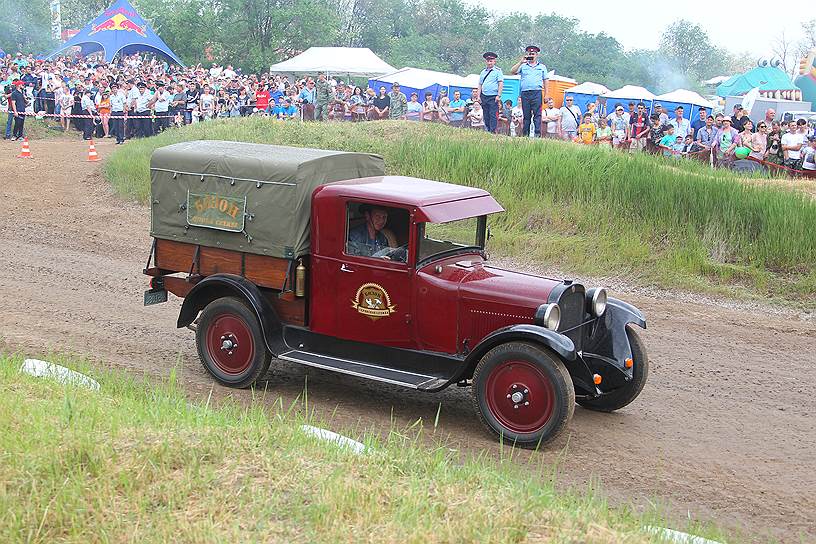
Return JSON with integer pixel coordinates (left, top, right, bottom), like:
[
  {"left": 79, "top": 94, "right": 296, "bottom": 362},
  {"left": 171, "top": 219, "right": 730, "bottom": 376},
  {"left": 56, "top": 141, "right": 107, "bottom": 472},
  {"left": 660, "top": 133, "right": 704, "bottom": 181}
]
[{"left": 418, "top": 216, "right": 484, "bottom": 263}]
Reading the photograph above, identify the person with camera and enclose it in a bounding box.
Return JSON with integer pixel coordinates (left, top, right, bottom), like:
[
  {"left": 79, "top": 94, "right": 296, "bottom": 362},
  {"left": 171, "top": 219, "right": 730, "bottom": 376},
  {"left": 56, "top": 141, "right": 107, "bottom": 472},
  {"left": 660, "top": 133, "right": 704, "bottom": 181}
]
[
  {"left": 510, "top": 45, "right": 546, "bottom": 137},
  {"left": 478, "top": 52, "right": 504, "bottom": 133}
]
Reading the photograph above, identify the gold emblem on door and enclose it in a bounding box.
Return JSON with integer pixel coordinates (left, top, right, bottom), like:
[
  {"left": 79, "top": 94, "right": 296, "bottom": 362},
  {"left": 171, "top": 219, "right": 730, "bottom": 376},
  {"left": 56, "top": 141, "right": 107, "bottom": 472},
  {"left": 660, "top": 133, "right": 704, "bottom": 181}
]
[{"left": 351, "top": 283, "right": 396, "bottom": 321}]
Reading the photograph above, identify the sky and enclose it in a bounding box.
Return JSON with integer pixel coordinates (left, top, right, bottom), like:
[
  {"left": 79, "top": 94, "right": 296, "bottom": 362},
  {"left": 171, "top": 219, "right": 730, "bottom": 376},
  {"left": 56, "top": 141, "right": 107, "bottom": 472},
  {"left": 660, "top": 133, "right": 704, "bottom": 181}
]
[{"left": 475, "top": 0, "right": 812, "bottom": 58}]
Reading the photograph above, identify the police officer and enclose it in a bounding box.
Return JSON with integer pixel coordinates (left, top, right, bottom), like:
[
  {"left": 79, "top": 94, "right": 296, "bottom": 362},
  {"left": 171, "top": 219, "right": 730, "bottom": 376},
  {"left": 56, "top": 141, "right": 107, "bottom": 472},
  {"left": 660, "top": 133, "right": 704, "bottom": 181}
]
[
  {"left": 478, "top": 52, "right": 504, "bottom": 134},
  {"left": 315, "top": 72, "right": 333, "bottom": 122},
  {"left": 109, "top": 82, "right": 126, "bottom": 144},
  {"left": 132, "top": 82, "right": 152, "bottom": 138},
  {"left": 510, "top": 45, "right": 547, "bottom": 137},
  {"left": 80, "top": 88, "right": 97, "bottom": 140}
]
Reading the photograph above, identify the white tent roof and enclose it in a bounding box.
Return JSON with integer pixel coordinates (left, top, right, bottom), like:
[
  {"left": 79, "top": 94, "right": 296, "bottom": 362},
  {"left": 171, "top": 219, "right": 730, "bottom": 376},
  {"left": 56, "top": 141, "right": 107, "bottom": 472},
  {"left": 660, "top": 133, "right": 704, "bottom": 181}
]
[
  {"left": 603, "top": 85, "right": 656, "bottom": 100},
  {"left": 374, "top": 67, "right": 474, "bottom": 88},
  {"left": 565, "top": 81, "right": 610, "bottom": 95},
  {"left": 269, "top": 47, "right": 395, "bottom": 77},
  {"left": 547, "top": 71, "right": 577, "bottom": 83},
  {"left": 702, "top": 75, "right": 730, "bottom": 86},
  {"left": 655, "top": 89, "right": 716, "bottom": 108}
]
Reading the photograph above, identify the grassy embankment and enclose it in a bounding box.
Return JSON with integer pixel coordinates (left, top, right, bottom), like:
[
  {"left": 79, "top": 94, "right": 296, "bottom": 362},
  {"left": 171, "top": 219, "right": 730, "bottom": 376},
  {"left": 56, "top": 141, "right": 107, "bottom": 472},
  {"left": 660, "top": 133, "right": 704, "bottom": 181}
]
[
  {"left": 105, "top": 119, "right": 816, "bottom": 306},
  {"left": 0, "top": 354, "right": 729, "bottom": 543}
]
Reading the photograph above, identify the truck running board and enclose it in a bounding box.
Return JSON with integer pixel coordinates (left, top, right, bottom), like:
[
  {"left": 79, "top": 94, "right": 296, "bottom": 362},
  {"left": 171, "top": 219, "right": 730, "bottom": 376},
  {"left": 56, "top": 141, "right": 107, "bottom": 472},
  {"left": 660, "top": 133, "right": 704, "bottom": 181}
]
[{"left": 278, "top": 350, "right": 448, "bottom": 391}]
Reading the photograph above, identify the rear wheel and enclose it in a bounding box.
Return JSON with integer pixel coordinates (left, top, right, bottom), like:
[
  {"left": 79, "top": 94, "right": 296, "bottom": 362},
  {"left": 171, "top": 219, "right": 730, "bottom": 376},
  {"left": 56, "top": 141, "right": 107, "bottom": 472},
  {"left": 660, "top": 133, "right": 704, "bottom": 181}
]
[
  {"left": 577, "top": 325, "right": 648, "bottom": 412},
  {"left": 196, "top": 297, "right": 271, "bottom": 388},
  {"left": 472, "top": 342, "right": 574, "bottom": 448}
]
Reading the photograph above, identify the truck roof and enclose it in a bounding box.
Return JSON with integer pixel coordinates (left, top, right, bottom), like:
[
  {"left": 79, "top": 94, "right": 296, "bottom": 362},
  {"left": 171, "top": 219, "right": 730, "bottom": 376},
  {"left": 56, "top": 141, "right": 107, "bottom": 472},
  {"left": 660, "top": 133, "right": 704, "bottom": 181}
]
[{"left": 316, "top": 176, "right": 505, "bottom": 222}]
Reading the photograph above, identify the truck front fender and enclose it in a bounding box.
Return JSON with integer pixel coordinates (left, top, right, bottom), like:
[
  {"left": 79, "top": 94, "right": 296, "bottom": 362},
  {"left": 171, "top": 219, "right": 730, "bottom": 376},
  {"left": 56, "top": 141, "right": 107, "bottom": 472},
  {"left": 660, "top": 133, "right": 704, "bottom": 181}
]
[
  {"left": 465, "top": 324, "right": 576, "bottom": 367},
  {"left": 177, "top": 274, "right": 284, "bottom": 355},
  {"left": 606, "top": 297, "right": 646, "bottom": 329}
]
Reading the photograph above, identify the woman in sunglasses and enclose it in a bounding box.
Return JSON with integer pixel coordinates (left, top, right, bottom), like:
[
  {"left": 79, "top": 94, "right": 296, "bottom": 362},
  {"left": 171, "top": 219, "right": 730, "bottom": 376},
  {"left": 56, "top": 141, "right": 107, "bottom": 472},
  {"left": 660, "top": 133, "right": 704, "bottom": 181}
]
[{"left": 750, "top": 121, "right": 769, "bottom": 161}]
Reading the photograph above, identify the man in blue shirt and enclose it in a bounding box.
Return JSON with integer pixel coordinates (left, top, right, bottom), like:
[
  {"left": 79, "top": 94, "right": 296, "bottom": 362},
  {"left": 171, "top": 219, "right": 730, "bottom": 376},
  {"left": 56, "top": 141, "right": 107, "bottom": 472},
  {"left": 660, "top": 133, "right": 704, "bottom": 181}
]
[
  {"left": 510, "top": 45, "right": 547, "bottom": 137},
  {"left": 448, "top": 90, "right": 466, "bottom": 128},
  {"left": 347, "top": 205, "right": 398, "bottom": 259},
  {"left": 690, "top": 107, "right": 707, "bottom": 140},
  {"left": 478, "top": 52, "right": 504, "bottom": 134}
]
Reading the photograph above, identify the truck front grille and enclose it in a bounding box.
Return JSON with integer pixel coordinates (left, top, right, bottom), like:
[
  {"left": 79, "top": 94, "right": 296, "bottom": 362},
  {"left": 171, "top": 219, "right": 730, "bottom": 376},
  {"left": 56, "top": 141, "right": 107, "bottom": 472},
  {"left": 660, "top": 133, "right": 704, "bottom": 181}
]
[{"left": 557, "top": 290, "right": 585, "bottom": 352}]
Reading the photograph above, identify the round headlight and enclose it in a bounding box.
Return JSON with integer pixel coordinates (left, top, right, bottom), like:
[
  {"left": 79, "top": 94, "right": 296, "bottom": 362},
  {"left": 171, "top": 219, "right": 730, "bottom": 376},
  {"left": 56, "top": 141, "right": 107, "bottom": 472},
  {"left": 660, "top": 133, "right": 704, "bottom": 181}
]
[
  {"left": 543, "top": 303, "right": 561, "bottom": 330},
  {"left": 587, "top": 287, "right": 607, "bottom": 317}
]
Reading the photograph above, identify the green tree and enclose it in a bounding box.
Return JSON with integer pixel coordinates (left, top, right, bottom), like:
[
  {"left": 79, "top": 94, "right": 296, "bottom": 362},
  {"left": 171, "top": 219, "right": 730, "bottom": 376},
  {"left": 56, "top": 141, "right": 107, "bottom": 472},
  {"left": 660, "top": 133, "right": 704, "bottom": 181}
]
[{"left": 0, "top": 0, "right": 56, "bottom": 53}]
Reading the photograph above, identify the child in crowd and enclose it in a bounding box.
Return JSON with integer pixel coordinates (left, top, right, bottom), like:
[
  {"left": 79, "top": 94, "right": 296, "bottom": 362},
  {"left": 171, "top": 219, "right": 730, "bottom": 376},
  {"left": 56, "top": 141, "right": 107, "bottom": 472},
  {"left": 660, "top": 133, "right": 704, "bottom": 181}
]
[
  {"left": 802, "top": 137, "right": 816, "bottom": 171},
  {"left": 510, "top": 101, "right": 523, "bottom": 137},
  {"left": 190, "top": 105, "right": 201, "bottom": 123},
  {"left": 658, "top": 124, "right": 677, "bottom": 158},
  {"left": 682, "top": 135, "right": 701, "bottom": 155},
  {"left": 671, "top": 136, "right": 685, "bottom": 159},
  {"left": 577, "top": 112, "right": 596, "bottom": 144},
  {"left": 468, "top": 101, "right": 485, "bottom": 129}
]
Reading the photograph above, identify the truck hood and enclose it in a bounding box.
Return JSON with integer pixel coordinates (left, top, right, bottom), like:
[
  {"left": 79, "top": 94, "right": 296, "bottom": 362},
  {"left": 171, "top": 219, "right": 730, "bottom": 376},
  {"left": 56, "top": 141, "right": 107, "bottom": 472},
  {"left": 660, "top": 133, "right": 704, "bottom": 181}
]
[{"left": 454, "top": 260, "right": 562, "bottom": 311}]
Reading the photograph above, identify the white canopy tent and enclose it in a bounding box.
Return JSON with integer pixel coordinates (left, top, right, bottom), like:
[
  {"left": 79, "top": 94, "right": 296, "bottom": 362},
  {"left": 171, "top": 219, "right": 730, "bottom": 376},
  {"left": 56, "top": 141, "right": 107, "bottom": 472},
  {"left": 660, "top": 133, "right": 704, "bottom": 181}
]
[
  {"left": 268, "top": 47, "right": 396, "bottom": 77},
  {"left": 373, "top": 67, "right": 474, "bottom": 88},
  {"left": 565, "top": 81, "right": 611, "bottom": 95},
  {"left": 655, "top": 89, "right": 716, "bottom": 108},
  {"left": 602, "top": 85, "right": 656, "bottom": 101}
]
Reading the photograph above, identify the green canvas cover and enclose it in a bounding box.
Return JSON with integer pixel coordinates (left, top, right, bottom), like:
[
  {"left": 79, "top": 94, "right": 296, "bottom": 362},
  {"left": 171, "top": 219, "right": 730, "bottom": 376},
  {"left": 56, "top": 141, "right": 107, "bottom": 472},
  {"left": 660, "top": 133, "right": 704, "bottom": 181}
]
[{"left": 150, "top": 141, "right": 385, "bottom": 258}]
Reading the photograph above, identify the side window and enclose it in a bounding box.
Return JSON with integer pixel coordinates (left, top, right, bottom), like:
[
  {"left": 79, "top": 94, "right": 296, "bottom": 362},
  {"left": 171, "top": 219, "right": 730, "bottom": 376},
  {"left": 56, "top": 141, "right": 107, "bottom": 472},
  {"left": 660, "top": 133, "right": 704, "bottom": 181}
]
[{"left": 345, "top": 202, "right": 410, "bottom": 263}]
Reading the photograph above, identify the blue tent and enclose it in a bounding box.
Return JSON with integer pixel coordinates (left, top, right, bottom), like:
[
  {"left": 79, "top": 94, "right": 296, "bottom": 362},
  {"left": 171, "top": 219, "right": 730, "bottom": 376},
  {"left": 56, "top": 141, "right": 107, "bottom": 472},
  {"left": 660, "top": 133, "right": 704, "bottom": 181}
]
[
  {"left": 563, "top": 82, "right": 610, "bottom": 114},
  {"left": 46, "top": 0, "right": 183, "bottom": 65},
  {"left": 653, "top": 90, "right": 715, "bottom": 124}
]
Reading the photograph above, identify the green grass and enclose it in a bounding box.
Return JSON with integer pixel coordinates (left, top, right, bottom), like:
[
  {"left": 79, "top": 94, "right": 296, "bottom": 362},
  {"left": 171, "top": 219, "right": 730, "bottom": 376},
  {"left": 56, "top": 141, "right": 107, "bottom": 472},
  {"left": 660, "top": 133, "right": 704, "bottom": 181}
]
[
  {"left": 104, "top": 119, "right": 816, "bottom": 305},
  {"left": 0, "top": 353, "right": 737, "bottom": 543}
]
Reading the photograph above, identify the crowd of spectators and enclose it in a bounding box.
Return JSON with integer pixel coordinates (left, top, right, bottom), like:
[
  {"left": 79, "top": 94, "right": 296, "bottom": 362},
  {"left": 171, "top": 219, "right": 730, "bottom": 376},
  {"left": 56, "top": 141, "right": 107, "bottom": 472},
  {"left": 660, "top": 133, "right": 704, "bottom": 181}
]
[{"left": 2, "top": 51, "right": 814, "bottom": 173}]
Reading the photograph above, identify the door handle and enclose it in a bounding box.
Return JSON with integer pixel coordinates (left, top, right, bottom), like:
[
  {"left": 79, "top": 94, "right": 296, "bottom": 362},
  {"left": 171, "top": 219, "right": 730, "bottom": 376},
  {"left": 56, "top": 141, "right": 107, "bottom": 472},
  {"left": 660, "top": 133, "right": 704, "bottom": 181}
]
[{"left": 340, "top": 264, "right": 354, "bottom": 273}]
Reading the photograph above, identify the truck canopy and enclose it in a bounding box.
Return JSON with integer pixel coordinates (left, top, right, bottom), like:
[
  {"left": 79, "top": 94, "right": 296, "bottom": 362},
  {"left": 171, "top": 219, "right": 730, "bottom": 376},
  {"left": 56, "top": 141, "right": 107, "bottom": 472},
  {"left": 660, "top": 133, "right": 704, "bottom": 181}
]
[{"left": 150, "top": 140, "right": 385, "bottom": 259}]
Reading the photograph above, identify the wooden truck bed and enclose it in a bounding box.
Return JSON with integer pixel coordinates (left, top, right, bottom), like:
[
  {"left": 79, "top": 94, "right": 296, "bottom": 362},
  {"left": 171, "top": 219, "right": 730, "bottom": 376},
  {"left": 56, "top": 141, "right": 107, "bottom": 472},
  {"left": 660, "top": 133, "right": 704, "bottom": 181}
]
[{"left": 150, "top": 239, "right": 306, "bottom": 326}]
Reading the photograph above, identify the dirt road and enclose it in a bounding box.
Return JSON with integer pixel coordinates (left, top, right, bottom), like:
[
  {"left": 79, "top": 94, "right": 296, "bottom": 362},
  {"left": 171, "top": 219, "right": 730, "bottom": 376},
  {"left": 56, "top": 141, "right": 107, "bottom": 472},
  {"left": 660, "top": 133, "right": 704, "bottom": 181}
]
[{"left": 2, "top": 136, "right": 814, "bottom": 543}]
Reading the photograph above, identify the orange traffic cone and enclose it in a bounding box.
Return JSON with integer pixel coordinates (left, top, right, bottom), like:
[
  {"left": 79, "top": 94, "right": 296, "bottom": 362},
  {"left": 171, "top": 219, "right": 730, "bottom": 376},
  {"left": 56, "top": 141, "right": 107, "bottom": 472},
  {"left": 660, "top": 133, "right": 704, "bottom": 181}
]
[
  {"left": 17, "top": 137, "right": 32, "bottom": 159},
  {"left": 87, "top": 139, "right": 101, "bottom": 162}
]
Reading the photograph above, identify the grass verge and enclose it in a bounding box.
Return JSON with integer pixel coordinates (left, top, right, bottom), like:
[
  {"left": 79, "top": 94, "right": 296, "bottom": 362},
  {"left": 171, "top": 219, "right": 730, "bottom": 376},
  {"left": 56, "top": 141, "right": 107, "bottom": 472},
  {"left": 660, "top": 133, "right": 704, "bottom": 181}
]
[
  {"left": 104, "top": 119, "right": 816, "bottom": 306},
  {"left": 0, "top": 353, "right": 732, "bottom": 543}
]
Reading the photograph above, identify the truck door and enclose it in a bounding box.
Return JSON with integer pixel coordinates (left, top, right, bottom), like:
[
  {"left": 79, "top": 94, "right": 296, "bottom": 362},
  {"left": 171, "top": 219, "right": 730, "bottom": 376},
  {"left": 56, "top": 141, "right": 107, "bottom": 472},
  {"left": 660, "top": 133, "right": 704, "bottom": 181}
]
[{"left": 330, "top": 202, "right": 414, "bottom": 348}]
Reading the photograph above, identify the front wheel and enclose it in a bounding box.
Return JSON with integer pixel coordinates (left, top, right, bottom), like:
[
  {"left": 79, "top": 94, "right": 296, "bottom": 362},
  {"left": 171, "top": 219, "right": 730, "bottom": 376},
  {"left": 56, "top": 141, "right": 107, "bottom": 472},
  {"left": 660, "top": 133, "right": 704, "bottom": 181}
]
[
  {"left": 195, "top": 297, "right": 271, "bottom": 388},
  {"left": 577, "top": 325, "right": 648, "bottom": 412},
  {"left": 472, "top": 342, "right": 575, "bottom": 448}
]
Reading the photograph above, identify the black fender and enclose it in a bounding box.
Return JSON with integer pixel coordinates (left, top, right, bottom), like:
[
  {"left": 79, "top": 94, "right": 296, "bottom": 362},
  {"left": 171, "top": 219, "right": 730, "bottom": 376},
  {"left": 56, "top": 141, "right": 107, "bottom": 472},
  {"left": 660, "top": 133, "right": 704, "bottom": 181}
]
[
  {"left": 177, "top": 274, "right": 285, "bottom": 355},
  {"left": 578, "top": 297, "right": 647, "bottom": 394},
  {"left": 454, "top": 324, "right": 576, "bottom": 384},
  {"left": 607, "top": 297, "right": 646, "bottom": 330}
]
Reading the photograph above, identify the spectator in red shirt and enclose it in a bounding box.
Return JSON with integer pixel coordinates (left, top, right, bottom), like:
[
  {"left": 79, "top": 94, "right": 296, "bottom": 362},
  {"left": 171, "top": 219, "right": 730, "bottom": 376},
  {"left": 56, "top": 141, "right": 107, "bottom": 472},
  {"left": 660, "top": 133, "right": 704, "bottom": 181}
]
[{"left": 255, "top": 84, "right": 270, "bottom": 114}]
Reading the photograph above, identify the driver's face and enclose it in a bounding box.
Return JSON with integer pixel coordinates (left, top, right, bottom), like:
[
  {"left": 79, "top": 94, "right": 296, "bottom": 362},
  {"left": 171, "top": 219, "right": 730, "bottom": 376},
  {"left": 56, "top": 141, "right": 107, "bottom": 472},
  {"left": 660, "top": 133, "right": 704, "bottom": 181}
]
[{"left": 367, "top": 209, "right": 388, "bottom": 231}]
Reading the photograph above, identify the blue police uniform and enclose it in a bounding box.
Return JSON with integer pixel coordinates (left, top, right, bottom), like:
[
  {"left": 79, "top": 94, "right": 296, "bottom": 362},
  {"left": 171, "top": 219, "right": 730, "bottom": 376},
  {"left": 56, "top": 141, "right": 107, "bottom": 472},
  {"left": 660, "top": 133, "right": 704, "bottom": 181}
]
[
  {"left": 479, "top": 62, "right": 504, "bottom": 134},
  {"left": 518, "top": 61, "right": 547, "bottom": 137}
]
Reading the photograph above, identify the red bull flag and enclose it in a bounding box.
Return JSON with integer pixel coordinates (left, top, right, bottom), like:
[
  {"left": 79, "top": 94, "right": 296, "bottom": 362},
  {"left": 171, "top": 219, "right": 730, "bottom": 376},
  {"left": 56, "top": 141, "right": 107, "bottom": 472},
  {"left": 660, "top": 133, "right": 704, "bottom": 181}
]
[{"left": 46, "top": 0, "right": 183, "bottom": 65}]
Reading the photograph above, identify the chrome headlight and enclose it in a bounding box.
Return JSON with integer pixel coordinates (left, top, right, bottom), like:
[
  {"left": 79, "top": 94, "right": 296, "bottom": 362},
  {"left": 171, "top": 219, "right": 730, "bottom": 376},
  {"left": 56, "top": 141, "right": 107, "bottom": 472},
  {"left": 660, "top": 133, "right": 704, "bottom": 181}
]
[
  {"left": 535, "top": 303, "right": 561, "bottom": 330},
  {"left": 586, "top": 287, "right": 607, "bottom": 317}
]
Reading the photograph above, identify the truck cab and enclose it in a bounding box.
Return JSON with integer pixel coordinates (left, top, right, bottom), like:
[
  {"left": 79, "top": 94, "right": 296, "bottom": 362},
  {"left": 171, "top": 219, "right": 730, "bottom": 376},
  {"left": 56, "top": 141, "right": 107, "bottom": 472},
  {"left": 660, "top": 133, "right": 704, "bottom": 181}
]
[{"left": 145, "top": 141, "right": 648, "bottom": 447}]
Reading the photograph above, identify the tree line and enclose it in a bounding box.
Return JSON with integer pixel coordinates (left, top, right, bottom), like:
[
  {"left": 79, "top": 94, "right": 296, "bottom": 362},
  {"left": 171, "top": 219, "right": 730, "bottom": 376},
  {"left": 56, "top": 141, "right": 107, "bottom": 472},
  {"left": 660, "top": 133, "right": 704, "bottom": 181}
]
[{"left": 5, "top": 0, "right": 812, "bottom": 93}]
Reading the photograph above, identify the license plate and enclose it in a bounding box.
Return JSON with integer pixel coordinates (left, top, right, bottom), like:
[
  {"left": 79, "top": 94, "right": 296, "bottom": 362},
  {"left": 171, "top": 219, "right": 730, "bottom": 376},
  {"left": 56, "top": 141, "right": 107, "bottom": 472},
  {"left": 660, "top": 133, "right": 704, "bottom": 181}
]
[{"left": 144, "top": 288, "right": 168, "bottom": 306}]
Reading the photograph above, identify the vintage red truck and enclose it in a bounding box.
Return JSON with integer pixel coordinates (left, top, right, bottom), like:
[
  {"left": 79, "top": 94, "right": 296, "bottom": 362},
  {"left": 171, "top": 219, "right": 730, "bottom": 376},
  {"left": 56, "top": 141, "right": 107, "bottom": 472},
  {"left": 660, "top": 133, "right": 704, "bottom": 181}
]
[{"left": 144, "top": 140, "right": 648, "bottom": 447}]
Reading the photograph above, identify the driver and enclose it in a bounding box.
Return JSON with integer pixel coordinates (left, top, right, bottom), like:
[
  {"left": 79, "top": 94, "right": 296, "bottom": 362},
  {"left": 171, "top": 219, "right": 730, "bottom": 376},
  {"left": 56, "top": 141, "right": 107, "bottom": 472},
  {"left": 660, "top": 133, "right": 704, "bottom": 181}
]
[{"left": 347, "top": 204, "right": 398, "bottom": 259}]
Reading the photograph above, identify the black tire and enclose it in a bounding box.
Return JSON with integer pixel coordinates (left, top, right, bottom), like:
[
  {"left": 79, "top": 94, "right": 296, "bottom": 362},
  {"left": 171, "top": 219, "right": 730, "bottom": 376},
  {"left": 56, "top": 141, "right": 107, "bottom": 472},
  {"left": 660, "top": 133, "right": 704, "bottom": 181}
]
[
  {"left": 472, "top": 342, "right": 575, "bottom": 448},
  {"left": 577, "top": 325, "right": 648, "bottom": 412},
  {"left": 195, "top": 297, "right": 271, "bottom": 388}
]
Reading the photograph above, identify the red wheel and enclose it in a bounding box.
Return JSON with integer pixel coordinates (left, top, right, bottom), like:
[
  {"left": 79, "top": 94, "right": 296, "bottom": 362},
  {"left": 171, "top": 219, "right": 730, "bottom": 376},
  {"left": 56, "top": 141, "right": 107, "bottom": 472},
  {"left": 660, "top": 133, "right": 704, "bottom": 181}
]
[
  {"left": 473, "top": 342, "right": 574, "bottom": 448},
  {"left": 205, "top": 314, "right": 255, "bottom": 376},
  {"left": 484, "top": 360, "right": 555, "bottom": 434},
  {"left": 196, "top": 297, "right": 271, "bottom": 388}
]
